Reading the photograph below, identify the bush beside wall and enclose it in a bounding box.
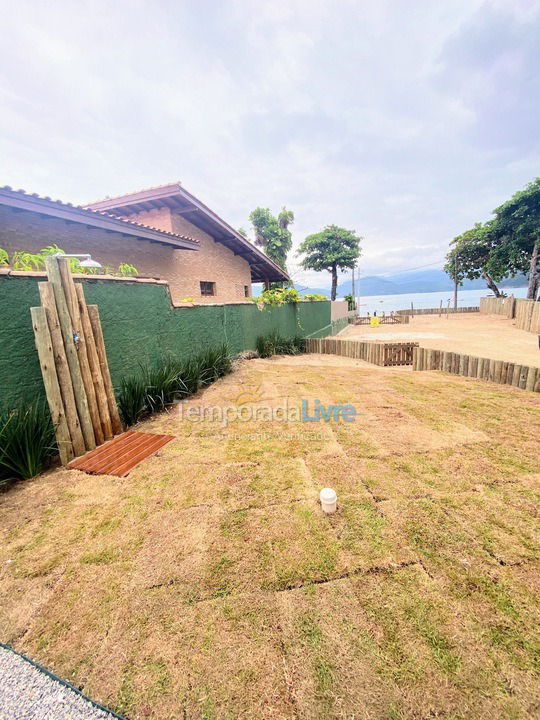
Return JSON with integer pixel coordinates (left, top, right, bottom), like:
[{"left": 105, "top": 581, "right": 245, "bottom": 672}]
[{"left": 0, "top": 275, "right": 332, "bottom": 412}]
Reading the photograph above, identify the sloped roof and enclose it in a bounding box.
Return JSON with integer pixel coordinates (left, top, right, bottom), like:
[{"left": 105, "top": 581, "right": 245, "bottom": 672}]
[
  {"left": 0, "top": 186, "right": 199, "bottom": 250},
  {"left": 84, "top": 182, "right": 289, "bottom": 283}
]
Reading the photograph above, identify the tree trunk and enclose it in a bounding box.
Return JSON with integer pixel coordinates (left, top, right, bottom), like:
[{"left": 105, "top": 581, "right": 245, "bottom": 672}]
[
  {"left": 526, "top": 241, "right": 539, "bottom": 299},
  {"left": 330, "top": 264, "right": 338, "bottom": 301},
  {"left": 482, "top": 271, "right": 501, "bottom": 297}
]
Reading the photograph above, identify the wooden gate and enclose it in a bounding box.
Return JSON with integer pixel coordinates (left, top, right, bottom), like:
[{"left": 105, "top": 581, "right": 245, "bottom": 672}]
[{"left": 383, "top": 342, "right": 417, "bottom": 366}]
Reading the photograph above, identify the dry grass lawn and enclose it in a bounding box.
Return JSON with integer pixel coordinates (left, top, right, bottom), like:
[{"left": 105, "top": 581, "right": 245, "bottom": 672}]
[{"left": 1, "top": 355, "right": 539, "bottom": 719}]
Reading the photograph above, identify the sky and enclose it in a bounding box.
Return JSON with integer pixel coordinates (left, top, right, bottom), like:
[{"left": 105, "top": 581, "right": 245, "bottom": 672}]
[{"left": 1, "top": 0, "right": 539, "bottom": 289}]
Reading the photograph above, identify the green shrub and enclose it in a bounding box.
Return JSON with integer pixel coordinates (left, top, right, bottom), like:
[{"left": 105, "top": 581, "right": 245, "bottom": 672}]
[
  {"left": 117, "top": 375, "right": 147, "bottom": 426},
  {"left": 117, "top": 344, "right": 232, "bottom": 427},
  {"left": 255, "top": 331, "right": 305, "bottom": 358},
  {"left": 0, "top": 401, "right": 56, "bottom": 490}
]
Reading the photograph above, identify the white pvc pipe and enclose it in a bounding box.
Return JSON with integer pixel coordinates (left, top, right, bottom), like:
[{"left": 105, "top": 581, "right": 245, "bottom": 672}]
[{"left": 320, "top": 487, "right": 337, "bottom": 514}]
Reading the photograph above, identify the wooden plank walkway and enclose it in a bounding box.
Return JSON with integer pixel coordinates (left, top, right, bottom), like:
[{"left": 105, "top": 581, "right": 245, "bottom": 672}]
[{"left": 68, "top": 430, "right": 174, "bottom": 477}]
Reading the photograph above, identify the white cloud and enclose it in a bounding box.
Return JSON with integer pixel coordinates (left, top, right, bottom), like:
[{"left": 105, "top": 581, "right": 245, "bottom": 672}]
[{"left": 0, "top": 0, "right": 538, "bottom": 287}]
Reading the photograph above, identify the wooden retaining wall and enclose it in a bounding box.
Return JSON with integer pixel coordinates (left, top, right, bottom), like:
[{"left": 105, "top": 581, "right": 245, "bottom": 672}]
[
  {"left": 396, "top": 306, "right": 479, "bottom": 316},
  {"left": 479, "top": 296, "right": 540, "bottom": 333},
  {"left": 305, "top": 338, "right": 418, "bottom": 366},
  {"left": 413, "top": 346, "right": 540, "bottom": 392}
]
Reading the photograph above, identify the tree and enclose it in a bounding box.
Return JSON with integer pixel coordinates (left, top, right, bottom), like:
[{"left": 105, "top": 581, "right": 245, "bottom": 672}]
[
  {"left": 297, "top": 225, "right": 361, "bottom": 301},
  {"left": 444, "top": 222, "right": 509, "bottom": 298},
  {"left": 492, "top": 178, "right": 540, "bottom": 299},
  {"left": 249, "top": 206, "right": 294, "bottom": 273}
]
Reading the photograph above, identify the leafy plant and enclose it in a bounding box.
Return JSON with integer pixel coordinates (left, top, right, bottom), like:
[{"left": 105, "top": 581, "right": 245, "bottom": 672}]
[
  {"left": 11, "top": 251, "right": 43, "bottom": 271},
  {"left": 255, "top": 331, "right": 305, "bottom": 358},
  {"left": 0, "top": 248, "right": 8, "bottom": 265},
  {"left": 117, "top": 344, "right": 233, "bottom": 427},
  {"left": 303, "top": 294, "right": 327, "bottom": 302},
  {"left": 249, "top": 206, "right": 294, "bottom": 273},
  {"left": 117, "top": 375, "right": 148, "bottom": 426},
  {"left": 118, "top": 263, "right": 138, "bottom": 277},
  {"left": 343, "top": 293, "right": 356, "bottom": 310},
  {"left": 0, "top": 401, "right": 56, "bottom": 489},
  {"left": 252, "top": 287, "right": 301, "bottom": 306}
]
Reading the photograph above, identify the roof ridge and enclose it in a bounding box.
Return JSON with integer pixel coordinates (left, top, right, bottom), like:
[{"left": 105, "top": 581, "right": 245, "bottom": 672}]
[{"left": 85, "top": 181, "right": 182, "bottom": 207}]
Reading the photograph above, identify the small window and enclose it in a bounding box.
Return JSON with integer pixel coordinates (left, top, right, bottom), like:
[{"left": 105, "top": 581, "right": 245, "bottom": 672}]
[
  {"left": 200, "top": 281, "right": 216, "bottom": 296},
  {"left": 244, "top": 285, "right": 250, "bottom": 298}
]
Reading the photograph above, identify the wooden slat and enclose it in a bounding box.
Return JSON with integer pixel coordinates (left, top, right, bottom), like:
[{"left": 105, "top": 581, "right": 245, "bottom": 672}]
[
  {"left": 31, "top": 306, "right": 73, "bottom": 464},
  {"left": 38, "top": 282, "right": 86, "bottom": 457},
  {"left": 44, "top": 256, "right": 95, "bottom": 451},
  {"left": 68, "top": 430, "right": 174, "bottom": 477},
  {"left": 87, "top": 305, "right": 123, "bottom": 435}
]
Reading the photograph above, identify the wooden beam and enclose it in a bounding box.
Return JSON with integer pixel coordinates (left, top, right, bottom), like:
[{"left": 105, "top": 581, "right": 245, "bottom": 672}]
[
  {"left": 31, "top": 306, "right": 74, "bottom": 465},
  {"left": 44, "top": 256, "right": 96, "bottom": 451},
  {"left": 87, "top": 305, "right": 123, "bottom": 435},
  {"left": 75, "top": 283, "right": 113, "bottom": 440},
  {"left": 39, "top": 282, "right": 86, "bottom": 457},
  {"left": 57, "top": 258, "right": 104, "bottom": 446}
]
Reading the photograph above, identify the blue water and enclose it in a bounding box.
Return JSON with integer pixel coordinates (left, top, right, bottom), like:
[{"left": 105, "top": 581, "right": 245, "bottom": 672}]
[{"left": 357, "top": 287, "right": 529, "bottom": 315}]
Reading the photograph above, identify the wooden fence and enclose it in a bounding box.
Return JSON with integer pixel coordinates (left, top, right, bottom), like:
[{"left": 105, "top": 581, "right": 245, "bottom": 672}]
[
  {"left": 479, "top": 296, "right": 516, "bottom": 318},
  {"left": 355, "top": 315, "right": 409, "bottom": 325},
  {"left": 479, "top": 296, "right": 540, "bottom": 333},
  {"left": 413, "top": 346, "right": 539, "bottom": 392},
  {"left": 515, "top": 299, "right": 540, "bottom": 333},
  {"left": 305, "top": 337, "right": 418, "bottom": 366},
  {"left": 396, "top": 306, "right": 479, "bottom": 316}
]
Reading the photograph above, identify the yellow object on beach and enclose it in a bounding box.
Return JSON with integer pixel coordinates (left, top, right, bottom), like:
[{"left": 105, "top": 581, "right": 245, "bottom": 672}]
[{"left": 370, "top": 317, "right": 380, "bottom": 327}]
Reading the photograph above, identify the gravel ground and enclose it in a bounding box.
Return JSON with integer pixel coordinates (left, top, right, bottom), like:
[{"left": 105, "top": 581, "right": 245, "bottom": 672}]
[{"left": 0, "top": 647, "right": 121, "bottom": 720}]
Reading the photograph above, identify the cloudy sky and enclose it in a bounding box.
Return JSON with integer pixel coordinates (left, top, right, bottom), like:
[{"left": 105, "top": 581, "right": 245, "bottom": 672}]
[{"left": 1, "top": 0, "right": 539, "bottom": 288}]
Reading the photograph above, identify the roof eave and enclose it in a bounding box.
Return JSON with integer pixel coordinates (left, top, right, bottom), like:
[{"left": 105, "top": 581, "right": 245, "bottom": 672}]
[
  {"left": 85, "top": 185, "right": 290, "bottom": 282},
  {"left": 0, "top": 189, "right": 199, "bottom": 251}
]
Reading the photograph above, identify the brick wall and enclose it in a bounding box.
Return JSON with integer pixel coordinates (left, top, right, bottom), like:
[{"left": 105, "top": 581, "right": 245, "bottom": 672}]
[
  {"left": 117, "top": 206, "right": 253, "bottom": 304},
  {"left": 0, "top": 204, "right": 253, "bottom": 304}
]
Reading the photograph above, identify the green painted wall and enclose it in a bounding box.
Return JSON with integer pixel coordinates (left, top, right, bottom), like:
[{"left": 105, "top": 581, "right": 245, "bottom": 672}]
[{"left": 0, "top": 275, "right": 332, "bottom": 412}]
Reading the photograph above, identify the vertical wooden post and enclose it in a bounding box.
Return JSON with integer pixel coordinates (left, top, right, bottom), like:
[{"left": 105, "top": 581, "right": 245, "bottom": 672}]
[
  {"left": 31, "top": 307, "right": 73, "bottom": 465},
  {"left": 75, "top": 285, "right": 113, "bottom": 440},
  {"left": 57, "top": 258, "right": 104, "bottom": 446},
  {"left": 44, "top": 257, "right": 95, "bottom": 451},
  {"left": 39, "top": 282, "right": 86, "bottom": 457}
]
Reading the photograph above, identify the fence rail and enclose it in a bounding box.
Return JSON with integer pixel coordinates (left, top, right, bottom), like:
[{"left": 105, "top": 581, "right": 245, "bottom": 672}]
[
  {"left": 305, "top": 337, "right": 418, "bottom": 366},
  {"left": 413, "top": 346, "right": 539, "bottom": 392},
  {"left": 396, "top": 306, "right": 479, "bottom": 316},
  {"left": 479, "top": 296, "right": 540, "bottom": 332}
]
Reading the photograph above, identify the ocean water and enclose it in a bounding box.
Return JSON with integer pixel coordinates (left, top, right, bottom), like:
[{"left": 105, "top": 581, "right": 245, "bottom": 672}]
[{"left": 357, "top": 286, "right": 529, "bottom": 315}]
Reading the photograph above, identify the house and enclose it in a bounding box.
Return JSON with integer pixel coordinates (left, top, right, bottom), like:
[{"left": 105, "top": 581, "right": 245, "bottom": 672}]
[{"left": 0, "top": 183, "right": 287, "bottom": 304}]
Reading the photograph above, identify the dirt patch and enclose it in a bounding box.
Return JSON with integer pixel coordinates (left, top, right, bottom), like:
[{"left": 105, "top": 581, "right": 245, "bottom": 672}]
[{"left": 343, "top": 313, "right": 540, "bottom": 366}]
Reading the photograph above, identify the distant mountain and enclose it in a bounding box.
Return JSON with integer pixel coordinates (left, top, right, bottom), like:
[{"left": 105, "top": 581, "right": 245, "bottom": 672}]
[{"left": 296, "top": 269, "right": 528, "bottom": 298}]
